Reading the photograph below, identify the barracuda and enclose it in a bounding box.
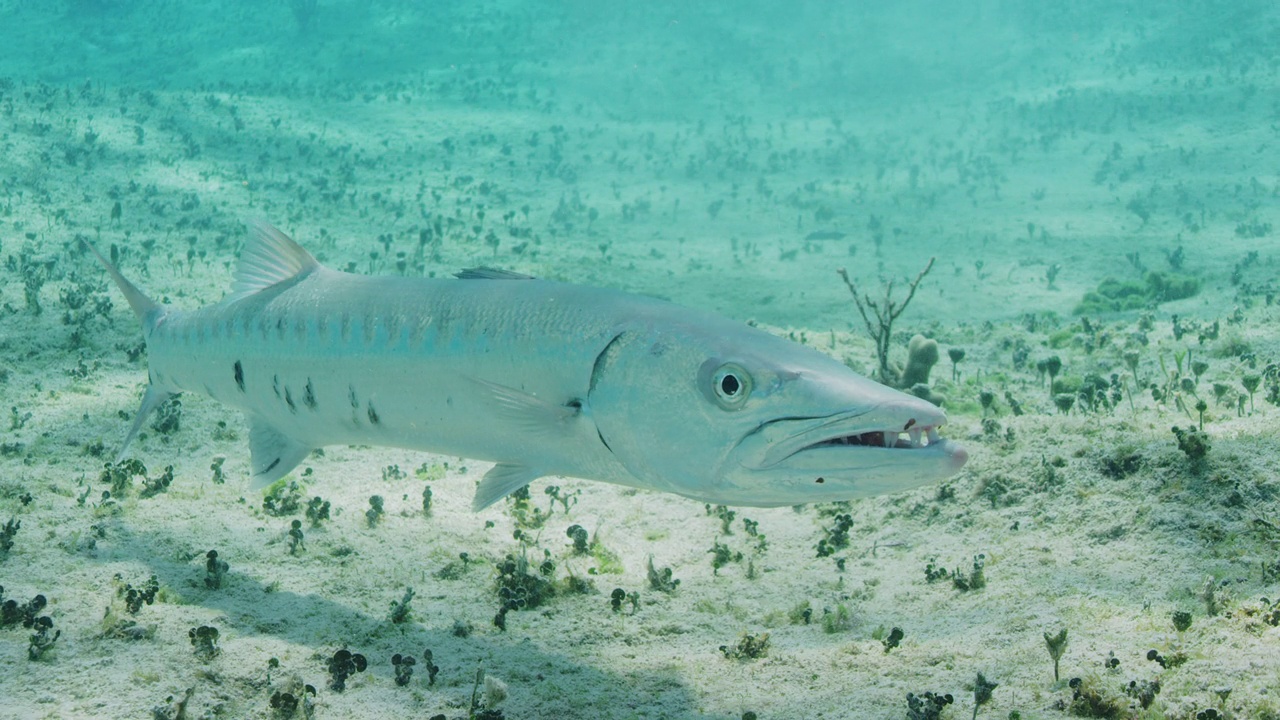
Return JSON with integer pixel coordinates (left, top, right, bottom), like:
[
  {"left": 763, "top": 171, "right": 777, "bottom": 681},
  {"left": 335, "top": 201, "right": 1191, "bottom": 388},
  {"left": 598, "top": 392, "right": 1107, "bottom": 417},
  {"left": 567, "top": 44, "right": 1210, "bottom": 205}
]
[{"left": 88, "top": 222, "right": 967, "bottom": 510}]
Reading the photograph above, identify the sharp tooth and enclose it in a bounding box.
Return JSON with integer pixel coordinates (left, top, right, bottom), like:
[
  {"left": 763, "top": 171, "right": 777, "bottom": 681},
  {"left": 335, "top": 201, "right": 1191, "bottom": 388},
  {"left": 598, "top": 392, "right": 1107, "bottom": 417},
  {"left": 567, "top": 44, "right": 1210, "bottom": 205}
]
[
  {"left": 908, "top": 428, "right": 922, "bottom": 447},
  {"left": 883, "top": 432, "right": 895, "bottom": 448},
  {"left": 927, "top": 427, "right": 940, "bottom": 444}
]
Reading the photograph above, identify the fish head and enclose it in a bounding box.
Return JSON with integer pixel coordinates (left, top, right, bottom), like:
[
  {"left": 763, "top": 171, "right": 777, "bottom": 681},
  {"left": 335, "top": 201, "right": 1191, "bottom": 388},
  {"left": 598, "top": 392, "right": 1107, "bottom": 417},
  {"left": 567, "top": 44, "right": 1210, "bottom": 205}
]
[{"left": 588, "top": 320, "right": 967, "bottom": 506}]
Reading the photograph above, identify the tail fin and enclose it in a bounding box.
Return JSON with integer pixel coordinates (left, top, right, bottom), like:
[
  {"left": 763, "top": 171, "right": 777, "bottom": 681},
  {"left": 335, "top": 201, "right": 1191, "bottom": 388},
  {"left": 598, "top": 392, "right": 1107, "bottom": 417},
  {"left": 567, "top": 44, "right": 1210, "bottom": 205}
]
[
  {"left": 81, "top": 238, "right": 164, "bottom": 331},
  {"left": 82, "top": 238, "right": 173, "bottom": 460}
]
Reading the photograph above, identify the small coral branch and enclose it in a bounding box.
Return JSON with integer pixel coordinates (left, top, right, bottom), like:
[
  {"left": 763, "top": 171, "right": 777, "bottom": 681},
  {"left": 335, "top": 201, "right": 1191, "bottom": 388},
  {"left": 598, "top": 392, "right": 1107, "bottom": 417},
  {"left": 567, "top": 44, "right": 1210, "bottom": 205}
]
[{"left": 837, "top": 257, "right": 936, "bottom": 386}]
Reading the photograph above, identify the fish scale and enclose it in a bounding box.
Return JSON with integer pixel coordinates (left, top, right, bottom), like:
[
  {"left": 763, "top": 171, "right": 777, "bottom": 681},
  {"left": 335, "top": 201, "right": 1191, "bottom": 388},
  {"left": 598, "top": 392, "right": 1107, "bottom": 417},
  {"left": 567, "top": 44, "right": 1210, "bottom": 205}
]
[{"left": 88, "top": 221, "right": 967, "bottom": 510}]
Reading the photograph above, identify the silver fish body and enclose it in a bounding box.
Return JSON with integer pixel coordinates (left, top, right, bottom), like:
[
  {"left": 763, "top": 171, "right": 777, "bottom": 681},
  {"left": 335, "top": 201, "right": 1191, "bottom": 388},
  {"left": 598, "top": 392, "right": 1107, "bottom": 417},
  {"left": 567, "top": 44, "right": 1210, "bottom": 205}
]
[{"left": 90, "top": 223, "right": 967, "bottom": 509}]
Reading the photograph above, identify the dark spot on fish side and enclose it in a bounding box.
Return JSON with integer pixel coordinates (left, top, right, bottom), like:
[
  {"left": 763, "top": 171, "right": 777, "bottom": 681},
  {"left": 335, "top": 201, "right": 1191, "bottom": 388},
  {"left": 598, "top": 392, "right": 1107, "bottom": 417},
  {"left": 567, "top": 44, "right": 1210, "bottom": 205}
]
[
  {"left": 903, "top": 418, "right": 916, "bottom": 431},
  {"left": 304, "top": 379, "right": 317, "bottom": 410},
  {"left": 285, "top": 387, "right": 297, "bottom": 414},
  {"left": 567, "top": 399, "right": 583, "bottom": 412},
  {"left": 234, "top": 361, "right": 245, "bottom": 392},
  {"left": 815, "top": 477, "right": 825, "bottom": 484},
  {"left": 367, "top": 402, "right": 380, "bottom": 426},
  {"left": 264, "top": 457, "right": 281, "bottom": 473}
]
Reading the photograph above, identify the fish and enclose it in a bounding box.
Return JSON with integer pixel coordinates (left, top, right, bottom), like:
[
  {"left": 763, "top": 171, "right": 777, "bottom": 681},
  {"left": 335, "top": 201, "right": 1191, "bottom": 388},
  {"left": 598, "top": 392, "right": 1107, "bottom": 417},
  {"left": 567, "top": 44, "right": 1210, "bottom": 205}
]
[{"left": 87, "top": 222, "right": 967, "bottom": 510}]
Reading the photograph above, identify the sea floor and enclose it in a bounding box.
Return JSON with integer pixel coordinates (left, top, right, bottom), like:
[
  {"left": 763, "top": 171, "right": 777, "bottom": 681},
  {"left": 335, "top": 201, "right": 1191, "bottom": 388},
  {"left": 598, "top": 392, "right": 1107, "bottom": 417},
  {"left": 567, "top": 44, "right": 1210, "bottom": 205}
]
[{"left": 1, "top": 1, "right": 1279, "bottom": 718}]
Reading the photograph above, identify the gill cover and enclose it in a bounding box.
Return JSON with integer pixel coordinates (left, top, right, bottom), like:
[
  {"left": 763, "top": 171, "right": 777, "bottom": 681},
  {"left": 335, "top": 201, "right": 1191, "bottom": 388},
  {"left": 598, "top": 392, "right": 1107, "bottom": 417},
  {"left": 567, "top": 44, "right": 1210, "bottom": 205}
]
[{"left": 588, "top": 327, "right": 761, "bottom": 495}]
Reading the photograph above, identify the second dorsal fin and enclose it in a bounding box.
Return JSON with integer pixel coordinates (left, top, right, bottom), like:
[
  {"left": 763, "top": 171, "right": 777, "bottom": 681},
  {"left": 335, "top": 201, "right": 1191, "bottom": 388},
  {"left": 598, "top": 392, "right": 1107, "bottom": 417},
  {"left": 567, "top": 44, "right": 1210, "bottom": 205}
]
[{"left": 227, "top": 221, "right": 320, "bottom": 302}]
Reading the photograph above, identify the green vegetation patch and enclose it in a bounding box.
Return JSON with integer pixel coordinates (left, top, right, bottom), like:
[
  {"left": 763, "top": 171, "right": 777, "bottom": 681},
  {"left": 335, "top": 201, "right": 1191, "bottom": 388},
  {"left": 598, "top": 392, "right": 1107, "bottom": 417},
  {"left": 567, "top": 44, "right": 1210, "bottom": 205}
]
[{"left": 1074, "top": 271, "right": 1199, "bottom": 314}]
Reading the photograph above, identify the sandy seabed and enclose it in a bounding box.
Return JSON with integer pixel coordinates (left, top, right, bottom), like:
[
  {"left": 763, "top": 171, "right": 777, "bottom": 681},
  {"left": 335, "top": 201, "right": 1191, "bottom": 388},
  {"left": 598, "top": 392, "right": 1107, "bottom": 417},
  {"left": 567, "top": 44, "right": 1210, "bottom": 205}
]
[{"left": 1, "top": 1, "right": 1279, "bottom": 718}]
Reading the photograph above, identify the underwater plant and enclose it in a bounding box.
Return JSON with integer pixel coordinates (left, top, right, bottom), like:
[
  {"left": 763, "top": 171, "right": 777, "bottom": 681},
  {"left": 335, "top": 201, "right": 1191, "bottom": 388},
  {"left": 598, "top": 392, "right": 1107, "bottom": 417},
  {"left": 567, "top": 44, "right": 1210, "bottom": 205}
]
[
  {"left": 901, "top": 335, "right": 940, "bottom": 388},
  {"left": 188, "top": 625, "right": 220, "bottom": 661},
  {"left": 204, "top": 550, "right": 229, "bottom": 589},
  {"left": 948, "top": 347, "right": 966, "bottom": 382},
  {"left": 971, "top": 672, "right": 998, "bottom": 720},
  {"left": 389, "top": 587, "right": 415, "bottom": 624},
  {"left": 882, "top": 626, "right": 905, "bottom": 653},
  {"left": 305, "top": 496, "right": 330, "bottom": 526},
  {"left": 287, "top": 520, "right": 304, "bottom": 555},
  {"left": 720, "top": 632, "right": 770, "bottom": 660},
  {"left": 647, "top": 556, "right": 680, "bottom": 593},
  {"left": 326, "top": 649, "right": 367, "bottom": 691},
  {"left": 1171, "top": 425, "right": 1211, "bottom": 463},
  {"left": 836, "top": 258, "right": 936, "bottom": 386},
  {"left": 0, "top": 517, "right": 19, "bottom": 559},
  {"left": 365, "top": 495, "right": 384, "bottom": 527},
  {"left": 905, "top": 691, "right": 953, "bottom": 720},
  {"left": 1044, "top": 628, "right": 1068, "bottom": 681},
  {"left": 392, "top": 653, "right": 415, "bottom": 686}
]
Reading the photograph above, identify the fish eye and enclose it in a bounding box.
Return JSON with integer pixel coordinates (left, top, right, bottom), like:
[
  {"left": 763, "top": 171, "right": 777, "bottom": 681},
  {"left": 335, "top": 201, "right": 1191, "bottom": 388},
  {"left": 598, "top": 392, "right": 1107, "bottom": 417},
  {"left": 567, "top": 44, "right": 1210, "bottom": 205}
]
[{"left": 711, "top": 363, "right": 752, "bottom": 409}]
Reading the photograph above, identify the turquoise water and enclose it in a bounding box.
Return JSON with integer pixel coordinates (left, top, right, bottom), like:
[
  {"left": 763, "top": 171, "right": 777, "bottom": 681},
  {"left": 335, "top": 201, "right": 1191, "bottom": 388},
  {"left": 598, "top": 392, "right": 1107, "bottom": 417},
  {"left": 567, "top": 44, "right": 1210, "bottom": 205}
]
[{"left": 1, "top": 2, "right": 1278, "bottom": 718}]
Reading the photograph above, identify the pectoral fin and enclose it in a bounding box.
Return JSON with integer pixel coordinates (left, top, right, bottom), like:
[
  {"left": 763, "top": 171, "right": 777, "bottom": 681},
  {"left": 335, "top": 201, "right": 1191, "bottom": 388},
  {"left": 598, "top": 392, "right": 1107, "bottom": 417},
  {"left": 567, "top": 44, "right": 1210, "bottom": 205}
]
[
  {"left": 471, "top": 378, "right": 582, "bottom": 436},
  {"left": 473, "top": 463, "right": 544, "bottom": 511},
  {"left": 248, "top": 416, "right": 312, "bottom": 489}
]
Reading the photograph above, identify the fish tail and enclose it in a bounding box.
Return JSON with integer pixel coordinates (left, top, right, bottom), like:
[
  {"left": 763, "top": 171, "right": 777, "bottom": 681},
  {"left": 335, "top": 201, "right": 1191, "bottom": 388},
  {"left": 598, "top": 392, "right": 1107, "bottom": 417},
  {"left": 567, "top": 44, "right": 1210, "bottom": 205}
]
[
  {"left": 81, "top": 238, "right": 165, "bottom": 332},
  {"left": 82, "top": 237, "right": 173, "bottom": 459}
]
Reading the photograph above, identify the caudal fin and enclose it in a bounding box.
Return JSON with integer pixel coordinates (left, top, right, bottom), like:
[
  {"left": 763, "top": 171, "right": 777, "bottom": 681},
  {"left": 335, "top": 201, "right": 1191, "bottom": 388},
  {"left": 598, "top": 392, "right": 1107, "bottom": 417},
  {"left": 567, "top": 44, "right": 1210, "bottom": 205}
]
[{"left": 82, "top": 238, "right": 171, "bottom": 460}]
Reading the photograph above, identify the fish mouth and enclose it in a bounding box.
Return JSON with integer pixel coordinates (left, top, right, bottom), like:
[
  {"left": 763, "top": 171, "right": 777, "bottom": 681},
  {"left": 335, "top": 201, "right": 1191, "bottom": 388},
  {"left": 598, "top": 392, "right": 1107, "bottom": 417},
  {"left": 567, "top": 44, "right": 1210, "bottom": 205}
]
[
  {"left": 745, "top": 405, "right": 963, "bottom": 470},
  {"left": 803, "top": 423, "right": 946, "bottom": 451}
]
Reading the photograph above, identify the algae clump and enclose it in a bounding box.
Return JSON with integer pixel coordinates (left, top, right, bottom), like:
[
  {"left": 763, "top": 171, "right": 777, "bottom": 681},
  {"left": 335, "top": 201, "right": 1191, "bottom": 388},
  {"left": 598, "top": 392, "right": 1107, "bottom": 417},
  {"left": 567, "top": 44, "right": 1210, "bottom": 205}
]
[{"left": 1074, "top": 271, "right": 1199, "bottom": 314}]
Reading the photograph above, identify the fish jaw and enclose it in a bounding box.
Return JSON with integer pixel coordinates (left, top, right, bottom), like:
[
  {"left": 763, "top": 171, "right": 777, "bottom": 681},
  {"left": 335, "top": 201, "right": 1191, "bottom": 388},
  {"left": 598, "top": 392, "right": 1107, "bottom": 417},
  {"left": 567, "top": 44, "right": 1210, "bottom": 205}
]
[{"left": 714, "top": 397, "right": 968, "bottom": 507}]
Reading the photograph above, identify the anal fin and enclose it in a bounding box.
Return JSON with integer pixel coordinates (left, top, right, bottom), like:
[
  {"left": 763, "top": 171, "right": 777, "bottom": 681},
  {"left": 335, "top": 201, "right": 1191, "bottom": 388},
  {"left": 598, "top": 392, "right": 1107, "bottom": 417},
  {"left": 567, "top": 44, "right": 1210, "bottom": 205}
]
[
  {"left": 248, "top": 415, "right": 312, "bottom": 489},
  {"left": 115, "top": 384, "right": 175, "bottom": 462},
  {"left": 473, "top": 463, "right": 544, "bottom": 511}
]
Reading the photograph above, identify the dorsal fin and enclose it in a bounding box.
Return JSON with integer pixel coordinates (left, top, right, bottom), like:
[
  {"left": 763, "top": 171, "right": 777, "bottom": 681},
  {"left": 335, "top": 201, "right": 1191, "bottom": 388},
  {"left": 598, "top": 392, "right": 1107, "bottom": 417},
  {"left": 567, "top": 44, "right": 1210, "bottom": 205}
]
[
  {"left": 455, "top": 267, "right": 535, "bottom": 280},
  {"left": 227, "top": 222, "right": 320, "bottom": 302}
]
